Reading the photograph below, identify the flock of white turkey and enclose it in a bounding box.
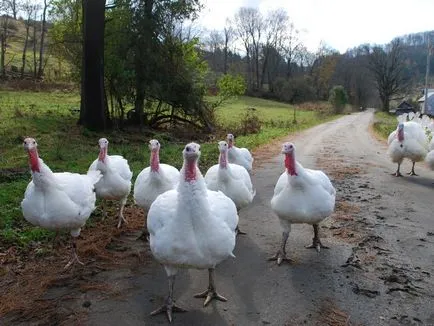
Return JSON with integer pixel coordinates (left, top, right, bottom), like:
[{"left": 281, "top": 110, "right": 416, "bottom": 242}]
[
  {"left": 19, "top": 111, "right": 434, "bottom": 322},
  {"left": 387, "top": 112, "right": 434, "bottom": 176}
]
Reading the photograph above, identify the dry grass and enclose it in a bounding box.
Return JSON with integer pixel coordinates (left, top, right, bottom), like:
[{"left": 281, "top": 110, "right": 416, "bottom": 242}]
[
  {"left": 317, "top": 300, "right": 353, "bottom": 326},
  {"left": 0, "top": 206, "right": 149, "bottom": 319}
]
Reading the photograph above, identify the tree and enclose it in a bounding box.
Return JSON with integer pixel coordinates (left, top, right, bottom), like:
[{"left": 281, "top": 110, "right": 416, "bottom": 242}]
[
  {"left": 37, "top": 0, "right": 49, "bottom": 78},
  {"left": 223, "top": 20, "right": 233, "bottom": 74},
  {"left": 234, "top": 7, "right": 263, "bottom": 90},
  {"left": 0, "top": 1, "right": 14, "bottom": 77},
  {"left": 21, "top": 0, "right": 36, "bottom": 77},
  {"left": 368, "top": 39, "right": 408, "bottom": 111},
  {"left": 329, "top": 85, "right": 348, "bottom": 113},
  {"left": 80, "top": 0, "right": 107, "bottom": 131},
  {"left": 260, "top": 8, "right": 288, "bottom": 88},
  {"left": 5, "top": 0, "right": 18, "bottom": 19}
]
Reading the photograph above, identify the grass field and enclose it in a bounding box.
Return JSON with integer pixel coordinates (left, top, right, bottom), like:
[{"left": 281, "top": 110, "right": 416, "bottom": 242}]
[
  {"left": 372, "top": 111, "right": 398, "bottom": 139},
  {"left": 0, "top": 90, "right": 340, "bottom": 250}
]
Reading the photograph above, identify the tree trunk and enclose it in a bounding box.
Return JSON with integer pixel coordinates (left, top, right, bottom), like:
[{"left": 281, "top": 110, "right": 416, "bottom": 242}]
[
  {"left": 38, "top": 0, "right": 48, "bottom": 78},
  {"left": 80, "top": 0, "right": 107, "bottom": 131},
  {"left": 21, "top": 25, "right": 31, "bottom": 77},
  {"left": 33, "top": 18, "right": 37, "bottom": 78}
]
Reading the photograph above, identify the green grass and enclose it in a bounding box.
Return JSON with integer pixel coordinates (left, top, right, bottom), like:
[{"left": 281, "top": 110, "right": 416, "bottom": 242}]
[
  {"left": 372, "top": 111, "right": 398, "bottom": 139},
  {"left": 0, "top": 91, "right": 340, "bottom": 250}
]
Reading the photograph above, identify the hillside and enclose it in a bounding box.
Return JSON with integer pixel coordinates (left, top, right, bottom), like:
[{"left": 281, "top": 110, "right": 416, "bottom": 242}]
[{"left": 0, "top": 16, "right": 69, "bottom": 81}]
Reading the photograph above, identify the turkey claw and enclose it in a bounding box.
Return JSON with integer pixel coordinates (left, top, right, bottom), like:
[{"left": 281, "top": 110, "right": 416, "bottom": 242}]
[
  {"left": 306, "top": 240, "right": 329, "bottom": 253},
  {"left": 136, "top": 230, "right": 149, "bottom": 242},
  {"left": 407, "top": 171, "right": 418, "bottom": 176},
  {"left": 63, "top": 255, "right": 84, "bottom": 270},
  {"left": 268, "top": 250, "right": 292, "bottom": 265},
  {"left": 235, "top": 226, "right": 246, "bottom": 235},
  {"left": 150, "top": 302, "right": 187, "bottom": 323},
  {"left": 393, "top": 172, "right": 403, "bottom": 177},
  {"left": 117, "top": 215, "right": 128, "bottom": 228},
  {"left": 194, "top": 288, "right": 227, "bottom": 307}
]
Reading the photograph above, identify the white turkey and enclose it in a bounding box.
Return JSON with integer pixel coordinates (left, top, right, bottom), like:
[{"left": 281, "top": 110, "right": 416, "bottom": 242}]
[
  {"left": 226, "top": 133, "right": 254, "bottom": 173},
  {"left": 21, "top": 138, "right": 102, "bottom": 269},
  {"left": 387, "top": 122, "right": 428, "bottom": 176},
  {"left": 204, "top": 140, "right": 255, "bottom": 234},
  {"left": 147, "top": 142, "right": 238, "bottom": 323},
  {"left": 134, "top": 139, "right": 179, "bottom": 239},
  {"left": 270, "top": 142, "right": 336, "bottom": 265},
  {"left": 426, "top": 129, "right": 434, "bottom": 170},
  {"left": 88, "top": 138, "right": 133, "bottom": 228}
]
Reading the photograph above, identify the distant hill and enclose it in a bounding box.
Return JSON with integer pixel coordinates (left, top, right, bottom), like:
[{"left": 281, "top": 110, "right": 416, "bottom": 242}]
[{"left": 0, "top": 15, "right": 69, "bottom": 82}]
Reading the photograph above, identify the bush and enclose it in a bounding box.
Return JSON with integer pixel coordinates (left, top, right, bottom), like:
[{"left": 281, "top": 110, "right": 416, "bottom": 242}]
[
  {"left": 329, "top": 85, "right": 348, "bottom": 114},
  {"left": 272, "top": 76, "right": 316, "bottom": 104}
]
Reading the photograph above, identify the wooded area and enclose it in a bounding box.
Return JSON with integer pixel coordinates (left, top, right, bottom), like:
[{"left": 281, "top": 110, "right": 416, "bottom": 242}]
[{"left": 0, "top": 0, "right": 433, "bottom": 131}]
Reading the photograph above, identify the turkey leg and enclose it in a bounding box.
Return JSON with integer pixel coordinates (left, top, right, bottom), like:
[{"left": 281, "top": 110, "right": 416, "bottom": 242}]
[
  {"left": 268, "top": 231, "right": 292, "bottom": 265},
  {"left": 394, "top": 162, "right": 403, "bottom": 177},
  {"left": 151, "top": 275, "right": 186, "bottom": 323},
  {"left": 117, "top": 197, "right": 128, "bottom": 228},
  {"left": 306, "top": 224, "right": 329, "bottom": 252},
  {"left": 194, "top": 268, "right": 228, "bottom": 307},
  {"left": 407, "top": 161, "right": 418, "bottom": 176},
  {"left": 64, "top": 237, "right": 84, "bottom": 269}
]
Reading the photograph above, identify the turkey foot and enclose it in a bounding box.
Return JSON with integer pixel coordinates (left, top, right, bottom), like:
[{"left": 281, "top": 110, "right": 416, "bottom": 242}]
[
  {"left": 136, "top": 229, "right": 149, "bottom": 242},
  {"left": 194, "top": 269, "right": 227, "bottom": 307},
  {"left": 268, "top": 231, "right": 292, "bottom": 265},
  {"left": 306, "top": 224, "right": 329, "bottom": 253},
  {"left": 151, "top": 275, "right": 187, "bottom": 323},
  {"left": 117, "top": 214, "right": 128, "bottom": 228},
  {"left": 268, "top": 249, "right": 293, "bottom": 265},
  {"left": 64, "top": 238, "right": 84, "bottom": 269},
  {"left": 150, "top": 299, "right": 187, "bottom": 323},
  {"left": 393, "top": 172, "right": 403, "bottom": 177},
  {"left": 235, "top": 225, "right": 246, "bottom": 235},
  {"left": 407, "top": 162, "right": 418, "bottom": 176},
  {"left": 116, "top": 200, "right": 128, "bottom": 228}
]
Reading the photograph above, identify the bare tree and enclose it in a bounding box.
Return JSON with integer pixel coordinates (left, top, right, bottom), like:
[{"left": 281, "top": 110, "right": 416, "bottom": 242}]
[
  {"left": 368, "top": 39, "right": 408, "bottom": 111},
  {"left": 223, "top": 19, "right": 233, "bottom": 74},
  {"left": 37, "top": 0, "right": 49, "bottom": 78},
  {"left": 234, "top": 7, "right": 263, "bottom": 90},
  {"left": 5, "top": 0, "right": 18, "bottom": 19},
  {"left": 32, "top": 7, "right": 38, "bottom": 77},
  {"left": 283, "top": 22, "right": 302, "bottom": 78},
  {"left": 0, "top": 1, "right": 13, "bottom": 77},
  {"left": 21, "top": 0, "right": 36, "bottom": 77},
  {"left": 260, "top": 8, "right": 288, "bottom": 88}
]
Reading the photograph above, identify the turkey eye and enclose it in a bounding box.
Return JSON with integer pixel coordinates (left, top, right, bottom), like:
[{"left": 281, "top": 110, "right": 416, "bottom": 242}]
[
  {"left": 186, "top": 147, "right": 190, "bottom": 152},
  {"left": 33, "top": 141, "right": 36, "bottom": 144}
]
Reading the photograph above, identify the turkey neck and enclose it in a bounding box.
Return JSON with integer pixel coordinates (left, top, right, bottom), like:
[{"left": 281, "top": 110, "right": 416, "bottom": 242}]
[
  {"left": 285, "top": 153, "right": 297, "bottom": 176},
  {"left": 228, "top": 140, "right": 233, "bottom": 148},
  {"left": 219, "top": 150, "right": 228, "bottom": 169},
  {"left": 397, "top": 128, "right": 404, "bottom": 142},
  {"left": 98, "top": 147, "right": 107, "bottom": 162},
  {"left": 184, "top": 158, "right": 198, "bottom": 182},
  {"left": 150, "top": 150, "right": 160, "bottom": 172},
  {"left": 28, "top": 148, "right": 40, "bottom": 173}
]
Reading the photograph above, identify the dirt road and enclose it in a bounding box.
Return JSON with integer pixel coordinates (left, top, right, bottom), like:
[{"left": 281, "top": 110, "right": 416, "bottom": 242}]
[{"left": 3, "top": 110, "right": 434, "bottom": 325}]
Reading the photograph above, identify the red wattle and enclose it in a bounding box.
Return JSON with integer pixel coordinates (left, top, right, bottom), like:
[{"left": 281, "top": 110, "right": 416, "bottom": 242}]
[
  {"left": 29, "top": 149, "right": 40, "bottom": 173},
  {"left": 285, "top": 153, "right": 297, "bottom": 176},
  {"left": 185, "top": 160, "right": 197, "bottom": 182}
]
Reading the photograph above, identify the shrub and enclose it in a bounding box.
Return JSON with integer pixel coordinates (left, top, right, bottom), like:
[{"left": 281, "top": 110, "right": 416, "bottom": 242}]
[{"left": 329, "top": 85, "right": 348, "bottom": 114}]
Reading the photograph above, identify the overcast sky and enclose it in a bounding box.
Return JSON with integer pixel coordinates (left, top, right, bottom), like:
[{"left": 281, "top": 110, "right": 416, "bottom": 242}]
[{"left": 196, "top": 0, "right": 434, "bottom": 53}]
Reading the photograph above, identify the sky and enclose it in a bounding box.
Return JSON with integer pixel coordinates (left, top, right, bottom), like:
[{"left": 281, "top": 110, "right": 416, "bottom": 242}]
[{"left": 196, "top": 0, "right": 434, "bottom": 53}]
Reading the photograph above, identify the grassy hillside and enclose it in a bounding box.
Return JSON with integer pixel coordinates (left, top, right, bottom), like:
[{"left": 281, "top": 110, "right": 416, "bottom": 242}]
[
  {"left": 0, "top": 91, "right": 340, "bottom": 249},
  {"left": 1, "top": 17, "right": 69, "bottom": 80}
]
